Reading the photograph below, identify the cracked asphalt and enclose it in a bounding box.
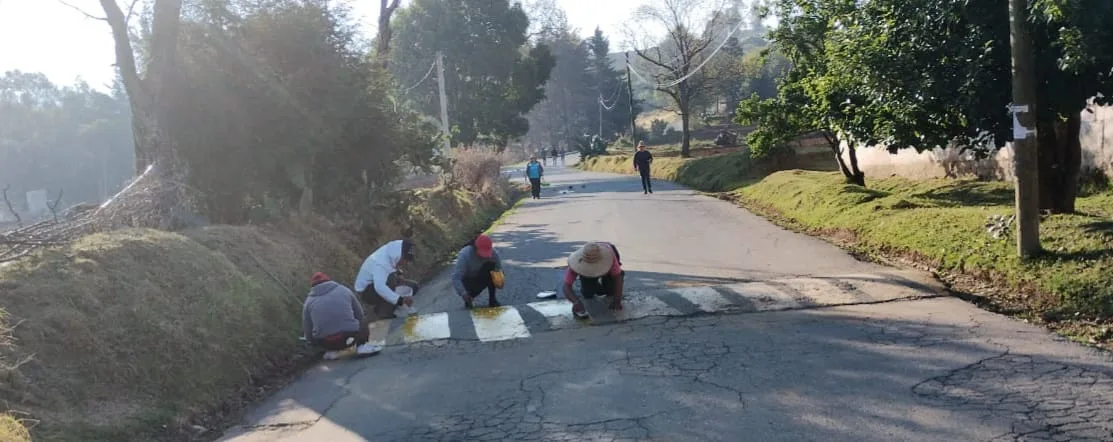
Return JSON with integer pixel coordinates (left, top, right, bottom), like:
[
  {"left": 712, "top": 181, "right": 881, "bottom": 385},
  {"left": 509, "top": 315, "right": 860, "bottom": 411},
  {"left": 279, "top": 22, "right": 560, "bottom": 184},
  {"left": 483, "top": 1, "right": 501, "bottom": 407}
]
[{"left": 221, "top": 161, "right": 1113, "bottom": 441}]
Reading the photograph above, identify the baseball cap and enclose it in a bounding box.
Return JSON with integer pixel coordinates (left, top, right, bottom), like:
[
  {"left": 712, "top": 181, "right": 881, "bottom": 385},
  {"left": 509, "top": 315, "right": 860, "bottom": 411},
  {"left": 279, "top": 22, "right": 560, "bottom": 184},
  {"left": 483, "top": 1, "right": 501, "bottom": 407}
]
[
  {"left": 310, "top": 272, "right": 331, "bottom": 286},
  {"left": 474, "top": 234, "right": 493, "bottom": 258}
]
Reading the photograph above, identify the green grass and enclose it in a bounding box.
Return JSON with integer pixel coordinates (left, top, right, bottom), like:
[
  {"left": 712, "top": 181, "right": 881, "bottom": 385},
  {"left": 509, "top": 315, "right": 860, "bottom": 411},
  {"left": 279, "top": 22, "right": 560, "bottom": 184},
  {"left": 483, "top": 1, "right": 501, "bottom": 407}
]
[
  {"left": 734, "top": 171, "right": 1113, "bottom": 320},
  {"left": 580, "top": 149, "right": 765, "bottom": 192}
]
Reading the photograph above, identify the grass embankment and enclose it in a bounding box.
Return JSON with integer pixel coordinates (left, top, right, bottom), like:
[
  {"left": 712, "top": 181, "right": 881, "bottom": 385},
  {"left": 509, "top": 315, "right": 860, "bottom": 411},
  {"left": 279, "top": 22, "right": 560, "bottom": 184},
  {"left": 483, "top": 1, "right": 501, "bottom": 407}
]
[
  {"left": 0, "top": 184, "right": 524, "bottom": 441},
  {"left": 580, "top": 145, "right": 831, "bottom": 192},
  {"left": 735, "top": 171, "right": 1113, "bottom": 343}
]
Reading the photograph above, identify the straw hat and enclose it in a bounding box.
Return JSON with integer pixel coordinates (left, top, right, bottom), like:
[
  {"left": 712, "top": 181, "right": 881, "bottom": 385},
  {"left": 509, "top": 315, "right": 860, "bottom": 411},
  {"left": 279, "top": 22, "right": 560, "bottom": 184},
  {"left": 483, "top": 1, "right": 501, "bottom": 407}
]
[{"left": 568, "top": 242, "right": 615, "bottom": 278}]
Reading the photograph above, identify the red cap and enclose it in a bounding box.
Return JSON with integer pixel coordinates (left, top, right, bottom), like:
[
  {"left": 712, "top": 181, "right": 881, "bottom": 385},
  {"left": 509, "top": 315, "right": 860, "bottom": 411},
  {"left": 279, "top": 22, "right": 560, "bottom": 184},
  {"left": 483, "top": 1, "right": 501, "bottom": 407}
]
[
  {"left": 474, "top": 235, "right": 493, "bottom": 258},
  {"left": 310, "top": 272, "right": 331, "bottom": 286}
]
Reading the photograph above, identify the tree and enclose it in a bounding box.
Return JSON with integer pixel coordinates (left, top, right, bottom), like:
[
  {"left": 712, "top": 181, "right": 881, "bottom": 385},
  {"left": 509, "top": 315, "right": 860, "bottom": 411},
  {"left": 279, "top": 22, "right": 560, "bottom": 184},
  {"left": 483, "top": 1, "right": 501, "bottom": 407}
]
[
  {"left": 374, "top": 0, "right": 403, "bottom": 69},
  {"left": 525, "top": 29, "right": 595, "bottom": 150},
  {"left": 784, "top": 0, "right": 1113, "bottom": 211},
  {"left": 737, "top": 0, "right": 868, "bottom": 185},
  {"left": 390, "top": 0, "right": 555, "bottom": 148},
  {"left": 587, "top": 28, "right": 639, "bottom": 140},
  {"left": 628, "top": 0, "right": 731, "bottom": 157}
]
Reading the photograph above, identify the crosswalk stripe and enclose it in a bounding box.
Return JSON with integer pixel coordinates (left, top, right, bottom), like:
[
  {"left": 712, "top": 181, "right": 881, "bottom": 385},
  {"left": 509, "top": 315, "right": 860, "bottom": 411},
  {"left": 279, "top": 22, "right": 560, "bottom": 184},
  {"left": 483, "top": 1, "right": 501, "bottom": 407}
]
[
  {"left": 400, "top": 312, "right": 451, "bottom": 344},
  {"left": 367, "top": 273, "right": 934, "bottom": 348},
  {"left": 779, "top": 277, "right": 861, "bottom": 305},
  {"left": 613, "top": 293, "right": 681, "bottom": 321},
  {"left": 471, "top": 306, "right": 532, "bottom": 342},
  {"left": 368, "top": 320, "right": 392, "bottom": 347},
  {"left": 526, "top": 299, "right": 581, "bottom": 330},
  {"left": 673, "top": 286, "right": 737, "bottom": 313},
  {"left": 727, "top": 282, "right": 803, "bottom": 310}
]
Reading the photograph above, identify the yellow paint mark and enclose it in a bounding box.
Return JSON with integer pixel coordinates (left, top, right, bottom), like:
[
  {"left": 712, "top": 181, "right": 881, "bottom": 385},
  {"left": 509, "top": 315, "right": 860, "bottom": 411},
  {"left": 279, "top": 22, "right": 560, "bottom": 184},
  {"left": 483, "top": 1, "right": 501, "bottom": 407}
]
[
  {"left": 470, "top": 305, "right": 511, "bottom": 320},
  {"left": 401, "top": 315, "right": 421, "bottom": 341}
]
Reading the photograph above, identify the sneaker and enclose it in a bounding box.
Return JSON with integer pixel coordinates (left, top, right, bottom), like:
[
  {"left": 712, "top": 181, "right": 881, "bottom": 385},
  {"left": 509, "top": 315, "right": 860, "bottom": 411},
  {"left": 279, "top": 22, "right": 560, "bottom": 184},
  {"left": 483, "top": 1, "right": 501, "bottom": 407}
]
[
  {"left": 355, "top": 343, "right": 382, "bottom": 356},
  {"left": 572, "top": 304, "right": 589, "bottom": 319},
  {"left": 488, "top": 298, "right": 501, "bottom": 308},
  {"left": 323, "top": 351, "right": 342, "bottom": 360}
]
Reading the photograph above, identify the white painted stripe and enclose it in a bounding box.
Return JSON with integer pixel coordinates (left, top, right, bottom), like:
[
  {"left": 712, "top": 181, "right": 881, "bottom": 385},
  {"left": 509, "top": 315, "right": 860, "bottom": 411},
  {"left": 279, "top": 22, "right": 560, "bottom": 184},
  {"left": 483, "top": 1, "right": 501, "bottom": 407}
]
[
  {"left": 780, "top": 277, "right": 859, "bottom": 304},
  {"left": 673, "top": 286, "right": 736, "bottom": 313},
  {"left": 527, "top": 299, "right": 582, "bottom": 330},
  {"left": 367, "top": 320, "right": 392, "bottom": 347},
  {"left": 730, "top": 282, "right": 802, "bottom": 310},
  {"left": 614, "top": 294, "right": 682, "bottom": 320},
  {"left": 400, "top": 312, "right": 451, "bottom": 344},
  {"left": 471, "top": 306, "right": 532, "bottom": 342}
]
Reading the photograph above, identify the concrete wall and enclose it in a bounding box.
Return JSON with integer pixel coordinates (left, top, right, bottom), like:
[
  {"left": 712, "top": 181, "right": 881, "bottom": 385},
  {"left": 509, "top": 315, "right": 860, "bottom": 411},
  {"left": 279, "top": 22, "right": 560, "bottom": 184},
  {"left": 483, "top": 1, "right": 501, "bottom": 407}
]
[{"left": 840, "top": 105, "right": 1113, "bottom": 181}]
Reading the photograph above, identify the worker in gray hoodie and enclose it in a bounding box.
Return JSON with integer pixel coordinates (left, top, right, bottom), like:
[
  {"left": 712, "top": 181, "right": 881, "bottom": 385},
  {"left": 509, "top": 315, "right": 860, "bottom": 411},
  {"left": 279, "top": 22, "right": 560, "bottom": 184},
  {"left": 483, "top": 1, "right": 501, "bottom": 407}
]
[
  {"left": 452, "top": 234, "right": 504, "bottom": 309},
  {"left": 303, "top": 272, "right": 382, "bottom": 360}
]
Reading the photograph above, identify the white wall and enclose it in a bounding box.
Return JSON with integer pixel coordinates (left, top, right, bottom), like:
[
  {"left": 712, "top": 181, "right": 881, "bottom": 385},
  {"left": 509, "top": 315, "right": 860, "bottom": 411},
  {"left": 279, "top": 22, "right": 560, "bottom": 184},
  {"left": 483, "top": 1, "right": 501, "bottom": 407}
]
[{"left": 842, "top": 105, "right": 1113, "bottom": 181}]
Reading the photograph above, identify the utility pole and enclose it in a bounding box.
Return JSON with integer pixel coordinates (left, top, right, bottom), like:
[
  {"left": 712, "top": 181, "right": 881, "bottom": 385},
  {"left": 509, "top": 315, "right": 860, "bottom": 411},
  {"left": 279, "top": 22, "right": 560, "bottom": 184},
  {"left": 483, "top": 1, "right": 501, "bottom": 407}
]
[
  {"left": 1008, "top": 0, "right": 1041, "bottom": 257},
  {"left": 625, "top": 52, "right": 637, "bottom": 143},
  {"left": 435, "top": 51, "right": 452, "bottom": 157}
]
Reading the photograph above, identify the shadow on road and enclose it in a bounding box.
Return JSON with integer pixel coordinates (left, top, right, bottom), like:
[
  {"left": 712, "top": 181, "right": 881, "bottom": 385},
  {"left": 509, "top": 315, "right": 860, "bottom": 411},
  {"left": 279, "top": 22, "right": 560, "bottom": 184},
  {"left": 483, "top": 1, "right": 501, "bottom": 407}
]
[{"left": 228, "top": 298, "right": 1113, "bottom": 441}]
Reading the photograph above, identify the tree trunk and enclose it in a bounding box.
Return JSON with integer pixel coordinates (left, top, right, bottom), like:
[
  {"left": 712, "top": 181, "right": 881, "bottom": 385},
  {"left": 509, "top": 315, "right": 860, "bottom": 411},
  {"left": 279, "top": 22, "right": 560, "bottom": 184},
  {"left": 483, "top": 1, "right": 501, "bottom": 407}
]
[
  {"left": 1036, "top": 113, "right": 1082, "bottom": 213},
  {"left": 823, "top": 132, "right": 854, "bottom": 179},
  {"left": 376, "top": 0, "right": 401, "bottom": 70},
  {"left": 845, "top": 142, "right": 866, "bottom": 187}
]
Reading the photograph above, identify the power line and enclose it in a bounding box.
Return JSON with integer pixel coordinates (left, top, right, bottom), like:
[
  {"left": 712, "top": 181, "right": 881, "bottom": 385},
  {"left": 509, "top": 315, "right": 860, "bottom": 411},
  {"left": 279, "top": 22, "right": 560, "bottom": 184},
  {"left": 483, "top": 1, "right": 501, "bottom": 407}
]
[
  {"left": 626, "top": 23, "right": 744, "bottom": 89},
  {"left": 400, "top": 58, "right": 434, "bottom": 92}
]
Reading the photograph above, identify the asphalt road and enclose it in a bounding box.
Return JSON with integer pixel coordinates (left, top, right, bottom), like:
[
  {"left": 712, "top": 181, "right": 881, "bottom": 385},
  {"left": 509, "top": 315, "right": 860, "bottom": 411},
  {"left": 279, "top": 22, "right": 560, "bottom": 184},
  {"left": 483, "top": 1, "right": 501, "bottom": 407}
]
[{"left": 220, "top": 160, "right": 1113, "bottom": 441}]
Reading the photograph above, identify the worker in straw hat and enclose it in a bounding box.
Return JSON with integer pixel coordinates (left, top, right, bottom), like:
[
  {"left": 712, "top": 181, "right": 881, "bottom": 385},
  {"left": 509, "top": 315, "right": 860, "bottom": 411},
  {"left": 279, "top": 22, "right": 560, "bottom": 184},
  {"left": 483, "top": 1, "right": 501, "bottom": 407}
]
[
  {"left": 452, "top": 234, "right": 505, "bottom": 309},
  {"left": 302, "top": 272, "right": 383, "bottom": 360},
  {"left": 561, "top": 242, "right": 625, "bottom": 318}
]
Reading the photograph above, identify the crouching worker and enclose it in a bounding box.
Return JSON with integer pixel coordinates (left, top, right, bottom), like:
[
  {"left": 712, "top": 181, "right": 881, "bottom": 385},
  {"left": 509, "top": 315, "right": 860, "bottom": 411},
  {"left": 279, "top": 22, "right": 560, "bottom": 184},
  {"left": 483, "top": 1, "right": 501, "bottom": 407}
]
[
  {"left": 303, "top": 272, "right": 382, "bottom": 360},
  {"left": 354, "top": 239, "right": 420, "bottom": 319},
  {"left": 452, "top": 234, "right": 505, "bottom": 309},
  {"left": 562, "top": 242, "right": 625, "bottom": 318}
]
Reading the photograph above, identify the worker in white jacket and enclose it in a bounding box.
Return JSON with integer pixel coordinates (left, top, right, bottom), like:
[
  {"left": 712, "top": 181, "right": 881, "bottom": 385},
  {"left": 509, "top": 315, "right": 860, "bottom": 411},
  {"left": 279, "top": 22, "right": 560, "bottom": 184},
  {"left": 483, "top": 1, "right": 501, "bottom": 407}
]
[{"left": 354, "top": 239, "right": 420, "bottom": 319}]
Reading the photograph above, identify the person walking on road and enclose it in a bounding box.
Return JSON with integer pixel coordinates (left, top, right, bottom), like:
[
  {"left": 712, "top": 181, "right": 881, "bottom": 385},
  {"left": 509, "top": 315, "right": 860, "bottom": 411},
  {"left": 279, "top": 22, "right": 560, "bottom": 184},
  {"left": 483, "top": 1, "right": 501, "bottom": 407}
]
[
  {"left": 559, "top": 149, "right": 566, "bottom": 165},
  {"left": 354, "top": 239, "right": 420, "bottom": 319},
  {"left": 525, "top": 156, "right": 544, "bottom": 199},
  {"left": 550, "top": 147, "right": 559, "bottom": 166},
  {"left": 452, "top": 234, "right": 505, "bottom": 309},
  {"left": 561, "top": 242, "right": 625, "bottom": 318},
  {"left": 303, "top": 272, "right": 382, "bottom": 360},
  {"left": 633, "top": 141, "right": 654, "bottom": 194}
]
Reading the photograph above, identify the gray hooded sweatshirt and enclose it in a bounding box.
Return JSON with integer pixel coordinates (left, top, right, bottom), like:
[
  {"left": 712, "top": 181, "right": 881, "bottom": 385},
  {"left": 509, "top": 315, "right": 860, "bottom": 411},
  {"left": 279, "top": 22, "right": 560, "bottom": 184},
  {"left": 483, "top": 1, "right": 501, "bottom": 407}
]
[{"left": 302, "top": 281, "right": 365, "bottom": 341}]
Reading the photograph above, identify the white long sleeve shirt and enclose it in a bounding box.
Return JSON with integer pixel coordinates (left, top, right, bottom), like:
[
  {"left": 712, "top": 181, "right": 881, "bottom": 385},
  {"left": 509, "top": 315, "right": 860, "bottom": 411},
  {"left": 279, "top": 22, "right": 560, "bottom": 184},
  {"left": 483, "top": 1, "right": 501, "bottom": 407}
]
[{"left": 354, "top": 240, "right": 404, "bottom": 304}]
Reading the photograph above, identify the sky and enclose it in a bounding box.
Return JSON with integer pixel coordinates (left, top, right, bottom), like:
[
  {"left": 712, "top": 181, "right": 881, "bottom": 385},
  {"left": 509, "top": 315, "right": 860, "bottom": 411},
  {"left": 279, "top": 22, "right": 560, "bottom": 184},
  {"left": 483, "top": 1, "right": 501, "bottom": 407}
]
[{"left": 0, "top": 0, "right": 646, "bottom": 91}]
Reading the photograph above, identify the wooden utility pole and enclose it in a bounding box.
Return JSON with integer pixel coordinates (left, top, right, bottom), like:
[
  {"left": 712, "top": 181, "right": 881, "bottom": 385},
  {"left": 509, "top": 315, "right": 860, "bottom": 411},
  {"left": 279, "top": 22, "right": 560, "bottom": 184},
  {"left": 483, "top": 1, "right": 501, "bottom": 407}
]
[
  {"left": 435, "top": 51, "right": 452, "bottom": 157},
  {"left": 1009, "top": 0, "right": 1041, "bottom": 257},
  {"left": 625, "top": 52, "right": 637, "bottom": 142}
]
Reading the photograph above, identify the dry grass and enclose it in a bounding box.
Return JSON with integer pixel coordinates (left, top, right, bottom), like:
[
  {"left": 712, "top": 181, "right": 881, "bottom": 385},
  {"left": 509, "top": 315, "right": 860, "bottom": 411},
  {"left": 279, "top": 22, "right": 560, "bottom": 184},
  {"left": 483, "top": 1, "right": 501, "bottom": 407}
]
[
  {"left": 453, "top": 148, "right": 504, "bottom": 192},
  {"left": 0, "top": 182, "right": 524, "bottom": 441},
  {"left": 0, "top": 413, "right": 31, "bottom": 442}
]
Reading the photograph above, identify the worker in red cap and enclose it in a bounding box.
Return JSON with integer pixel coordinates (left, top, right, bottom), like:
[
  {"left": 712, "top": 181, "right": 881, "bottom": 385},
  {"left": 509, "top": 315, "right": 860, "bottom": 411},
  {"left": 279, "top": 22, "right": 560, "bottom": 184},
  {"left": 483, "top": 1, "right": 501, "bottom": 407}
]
[
  {"left": 451, "top": 234, "right": 505, "bottom": 309},
  {"left": 303, "top": 272, "right": 382, "bottom": 360}
]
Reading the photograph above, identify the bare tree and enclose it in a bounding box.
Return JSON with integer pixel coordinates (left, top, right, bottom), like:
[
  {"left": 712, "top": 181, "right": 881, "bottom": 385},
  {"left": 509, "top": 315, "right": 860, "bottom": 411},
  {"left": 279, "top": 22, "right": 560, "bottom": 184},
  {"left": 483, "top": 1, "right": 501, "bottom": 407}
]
[
  {"left": 627, "top": 0, "right": 730, "bottom": 157},
  {"left": 375, "top": 0, "right": 402, "bottom": 69}
]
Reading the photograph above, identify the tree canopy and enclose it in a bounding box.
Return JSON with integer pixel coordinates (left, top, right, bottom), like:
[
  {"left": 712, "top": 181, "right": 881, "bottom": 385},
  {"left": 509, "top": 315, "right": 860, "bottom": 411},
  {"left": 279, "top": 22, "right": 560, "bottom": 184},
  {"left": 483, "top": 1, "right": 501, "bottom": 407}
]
[
  {"left": 390, "top": 0, "right": 555, "bottom": 148},
  {"left": 739, "top": 0, "right": 1113, "bottom": 206}
]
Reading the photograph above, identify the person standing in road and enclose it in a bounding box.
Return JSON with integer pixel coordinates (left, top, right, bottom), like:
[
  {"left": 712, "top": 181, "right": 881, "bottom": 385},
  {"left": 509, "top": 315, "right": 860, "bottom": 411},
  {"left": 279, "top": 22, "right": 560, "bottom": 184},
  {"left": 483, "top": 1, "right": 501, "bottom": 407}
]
[
  {"left": 539, "top": 149, "right": 548, "bottom": 166},
  {"left": 354, "top": 238, "right": 420, "bottom": 319},
  {"left": 559, "top": 149, "right": 566, "bottom": 165},
  {"left": 303, "top": 272, "right": 382, "bottom": 360},
  {"left": 633, "top": 141, "right": 654, "bottom": 194},
  {"left": 452, "top": 234, "right": 505, "bottom": 309},
  {"left": 561, "top": 242, "right": 625, "bottom": 319},
  {"left": 550, "top": 147, "right": 559, "bottom": 166},
  {"left": 525, "top": 156, "right": 544, "bottom": 199}
]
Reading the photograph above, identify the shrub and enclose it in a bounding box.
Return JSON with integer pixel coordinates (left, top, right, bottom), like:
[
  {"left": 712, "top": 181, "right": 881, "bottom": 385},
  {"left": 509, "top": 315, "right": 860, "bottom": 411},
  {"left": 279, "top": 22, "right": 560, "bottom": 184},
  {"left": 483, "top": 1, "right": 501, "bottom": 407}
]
[{"left": 452, "top": 148, "right": 504, "bottom": 192}]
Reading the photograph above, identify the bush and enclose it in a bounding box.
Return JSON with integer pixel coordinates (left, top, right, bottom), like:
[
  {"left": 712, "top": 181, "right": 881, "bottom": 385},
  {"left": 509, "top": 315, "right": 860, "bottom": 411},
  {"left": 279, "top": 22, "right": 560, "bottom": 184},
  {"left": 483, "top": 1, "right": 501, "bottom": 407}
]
[{"left": 452, "top": 148, "right": 504, "bottom": 192}]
